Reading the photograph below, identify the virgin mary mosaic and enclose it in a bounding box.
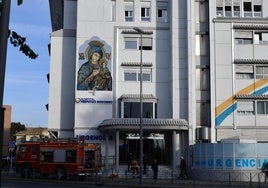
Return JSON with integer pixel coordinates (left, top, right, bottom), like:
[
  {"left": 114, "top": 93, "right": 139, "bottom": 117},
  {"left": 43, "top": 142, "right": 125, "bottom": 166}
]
[{"left": 77, "top": 40, "right": 112, "bottom": 91}]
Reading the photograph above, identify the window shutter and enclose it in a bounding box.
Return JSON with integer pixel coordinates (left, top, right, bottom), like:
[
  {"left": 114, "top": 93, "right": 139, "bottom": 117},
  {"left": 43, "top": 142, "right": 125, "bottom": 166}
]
[
  {"left": 233, "top": 0, "right": 240, "bottom": 6},
  {"left": 158, "top": 2, "right": 167, "bottom": 9},
  {"left": 237, "top": 101, "right": 254, "bottom": 111},
  {"left": 235, "top": 65, "right": 253, "bottom": 73},
  {"left": 216, "top": 0, "right": 223, "bottom": 6},
  {"left": 125, "top": 4, "right": 133, "bottom": 11},
  {"left": 141, "top": 1, "right": 151, "bottom": 8},
  {"left": 234, "top": 31, "right": 252, "bottom": 38},
  {"left": 225, "top": 0, "right": 232, "bottom": 6},
  {"left": 140, "top": 38, "right": 152, "bottom": 46}
]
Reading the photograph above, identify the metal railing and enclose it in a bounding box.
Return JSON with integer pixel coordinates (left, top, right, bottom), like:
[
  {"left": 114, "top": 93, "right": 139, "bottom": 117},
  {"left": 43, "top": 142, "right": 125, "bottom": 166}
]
[{"left": 190, "top": 169, "right": 268, "bottom": 187}]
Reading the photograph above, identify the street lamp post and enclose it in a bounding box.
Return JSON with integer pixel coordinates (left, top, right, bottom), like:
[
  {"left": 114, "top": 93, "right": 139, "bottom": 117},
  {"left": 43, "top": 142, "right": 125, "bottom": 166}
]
[
  {"left": 133, "top": 27, "right": 147, "bottom": 185},
  {"left": 123, "top": 27, "right": 152, "bottom": 185}
]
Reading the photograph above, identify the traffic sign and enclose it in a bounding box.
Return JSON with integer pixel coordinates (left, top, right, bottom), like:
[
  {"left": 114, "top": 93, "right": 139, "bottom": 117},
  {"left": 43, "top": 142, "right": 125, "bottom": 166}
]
[{"left": 9, "top": 141, "right": 16, "bottom": 148}]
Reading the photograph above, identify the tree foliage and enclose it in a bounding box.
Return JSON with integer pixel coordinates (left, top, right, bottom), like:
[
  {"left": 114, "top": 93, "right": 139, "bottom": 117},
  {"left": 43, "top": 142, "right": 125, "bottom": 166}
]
[
  {"left": 10, "top": 122, "right": 26, "bottom": 141},
  {"left": 0, "top": 0, "right": 38, "bottom": 59},
  {"left": 17, "top": 0, "right": 23, "bottom": 6},
  {"left": 9, "top": 30, "right": 38, "bottom": 59}
]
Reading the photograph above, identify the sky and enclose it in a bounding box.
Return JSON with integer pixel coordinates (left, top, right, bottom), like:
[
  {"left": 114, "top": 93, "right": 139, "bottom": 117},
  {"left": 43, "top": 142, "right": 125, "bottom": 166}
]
[{"left": 3, "top": 0, "right": 51, "bottom": 127}]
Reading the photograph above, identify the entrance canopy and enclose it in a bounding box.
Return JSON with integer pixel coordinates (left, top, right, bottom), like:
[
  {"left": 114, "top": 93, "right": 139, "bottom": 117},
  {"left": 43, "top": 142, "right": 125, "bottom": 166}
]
[{"left": 98, "top": 118, "right": 188, "bottom": 132}]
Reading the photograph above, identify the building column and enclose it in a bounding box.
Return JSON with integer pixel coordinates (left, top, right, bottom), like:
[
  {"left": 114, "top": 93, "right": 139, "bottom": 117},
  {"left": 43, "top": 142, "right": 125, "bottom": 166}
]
[
  {"left": 172, "top": 131, "right": 177, "bottom": 171},
  {"left": 115, "top": 129, "right": 119, "bottom": 171},
  {"left": 172, "top": 130, "right": 181, "bottom": 176},
  {"left": 104, "top": 133, "right": 109, "bottom": 176}
]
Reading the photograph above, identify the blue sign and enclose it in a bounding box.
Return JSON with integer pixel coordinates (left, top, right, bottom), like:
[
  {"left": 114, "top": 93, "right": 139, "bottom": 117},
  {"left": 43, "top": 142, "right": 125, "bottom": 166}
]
[
  {"left": 193, "top": 143, "right": 268, "bottom": 170},
  {"left": 76, "top": 134, "right": 106, "bottom": 141},
  {"left": 9, "top": 141, "right": 16, "bottom": 148}
]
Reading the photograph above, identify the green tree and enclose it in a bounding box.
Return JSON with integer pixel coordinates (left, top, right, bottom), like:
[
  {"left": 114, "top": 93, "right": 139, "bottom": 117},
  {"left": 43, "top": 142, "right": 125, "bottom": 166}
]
[{"left": 10, "top": 122, "right": 26, "bottom": 141}]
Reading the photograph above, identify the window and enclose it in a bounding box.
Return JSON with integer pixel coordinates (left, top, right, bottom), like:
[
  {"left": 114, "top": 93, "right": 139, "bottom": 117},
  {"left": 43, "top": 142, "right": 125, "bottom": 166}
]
[
  {"left": 157, "top": 1, "right": 168, "bottom": 22},
  {"left": 66, "top": 150, "right": 77, "bottom": 163},
  {"left": 235, "top": 65, "right": 254, "bottom": 79},
  {"left": 216, "top": 0, "right": 223, "bottom": 17},
  {"left": 196, "top": 68, "right": 210, "bottom": 90},
  {"left": 257, "top": 101, "right": 268, "bottom": 115},
  {"left": 138, "top": 37, "right": 152, "bottom": 50},
  {"left": 237, "top": 101, "right": 254, "bottom": 115},
  {"left": 254, "top": 5, "right": 262, "bottom": 17},
  {"left": 124, "top": 37, "right": 137, "bottom": 49},
  {"left": 254, "top": 32, "right": 268, "bottom": 45},
  {"left": 256, "top": 66, "right": 268, "bottom": 79},
  {"left": 236, "top": 73, "right": 254, "bottom": 79},
  {"left": 125, "top": 2, "right": 134, "bottom": 21},
  {"left": 125, "top": 10, "right": 134, "bottom": 21},
  {"left": 243, "top": 2, "right": 252, "bottom": 17},
  {"left": 196, "top": 101, "right": 210, "bottom": 126},
  {"left": 111, "top": 1, "right": 116, "bottom": 21},
  {"left": 41, "top": 151, "right": 54, "bottom": 162},
  {"left": 124, "top": 69, "right": 152, "bottom": 82},
  {"left": 19, "top": 146, "right": 26, "bottom": 153},
  {"left": 32, "top": 145, "right": 38, "bottom": 155},
  {"left": 141, "top": 2, "right": 151, "bottom": 22},
  {"left": 195, "top": 34, "right": 209, "bottom": 55},
  {"left": 233, "top": 6, "right": 240, "bottom": 17},
  {"left": 225, "top": 6, "right": 232, "bottom": 17},
  {"left": 216, "top": 6, "right": 223, "bottom": 17},
  {"left": 124, "top": 37, "right": 152, "bottom": 50},
  {"left": 138, "top": 69, "right": 151, "bottom": 81},
  {"left": 123, "top": 102, "right": 155, "bottom": 118},
  {"left": 85, "top": 151, "right": 95, "bottom": 168},
  {"left": 234, "top": 31, "right": 253, "bottom": 44},
  {"left": 124, "top": 70, "right": 137, "bottom": 81}
]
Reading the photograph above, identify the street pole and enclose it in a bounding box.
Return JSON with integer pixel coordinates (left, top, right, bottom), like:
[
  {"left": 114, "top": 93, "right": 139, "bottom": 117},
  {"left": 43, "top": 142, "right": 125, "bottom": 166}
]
[
  {"left": 0, "top": 0, "right": 11, "bottom": 185},
  {"left": 124, "top": 27, "right": 152, "bottom": 185},
  {"left": 139, "top": 31, "right": 143, "bottom": 185},
  {"left": 133, "top": 27, "right": 144, "bottom": 185}
]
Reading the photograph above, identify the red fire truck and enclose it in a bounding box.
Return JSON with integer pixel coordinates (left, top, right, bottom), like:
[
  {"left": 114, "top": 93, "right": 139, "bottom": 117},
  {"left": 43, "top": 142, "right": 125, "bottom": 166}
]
[{"left": 16, "top": 139, "right": 102, "bottom": 179}]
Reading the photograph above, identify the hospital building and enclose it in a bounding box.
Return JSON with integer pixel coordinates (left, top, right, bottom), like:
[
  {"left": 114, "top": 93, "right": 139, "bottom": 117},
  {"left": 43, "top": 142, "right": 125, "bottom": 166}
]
[{"left": 48, "top": 0, "right": 268, "bottom": 179}]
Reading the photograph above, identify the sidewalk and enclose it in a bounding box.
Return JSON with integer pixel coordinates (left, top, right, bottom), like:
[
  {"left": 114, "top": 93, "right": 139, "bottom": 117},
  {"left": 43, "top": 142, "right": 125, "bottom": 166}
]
[{"left": 85, "top": 176, "right": 268, "bottom": 188}]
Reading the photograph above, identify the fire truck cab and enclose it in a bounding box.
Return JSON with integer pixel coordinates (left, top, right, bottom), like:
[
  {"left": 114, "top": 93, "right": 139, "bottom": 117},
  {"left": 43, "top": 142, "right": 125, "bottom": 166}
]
[{"left": 16, "top": 139, "right": 102, "bottom": 179}]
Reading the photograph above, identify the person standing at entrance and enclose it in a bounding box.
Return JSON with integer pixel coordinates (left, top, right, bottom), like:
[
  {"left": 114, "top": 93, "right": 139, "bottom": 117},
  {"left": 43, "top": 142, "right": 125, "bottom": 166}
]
[
  {"left": 143, "top": 154, "right": 148, "bottom": 175},
  {"left": 151, "top": 159, "right": 158, "bottom": 183},
  {"left": 127, "top": 153, "right": 133, "bottom": 172},
  {"left": 179, "top": 156, "right": 187, "bottom": 180},
  {"left": 131, "top": 157, "right": 139, "bottom": 176}
]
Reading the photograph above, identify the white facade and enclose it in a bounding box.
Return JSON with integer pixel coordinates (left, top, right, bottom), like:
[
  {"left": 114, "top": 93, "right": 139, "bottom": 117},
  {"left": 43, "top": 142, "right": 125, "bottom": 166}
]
[
  {"left": 210, "top": 0, "right": 268, "bottom": 142},
  {"left": 48, "top": 0, "right": 268, "bottom": 172}
]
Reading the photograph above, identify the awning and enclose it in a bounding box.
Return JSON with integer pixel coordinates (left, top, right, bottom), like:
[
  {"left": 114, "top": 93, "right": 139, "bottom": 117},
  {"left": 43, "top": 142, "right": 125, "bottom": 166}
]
[
  {"left": 119, "top": 94, "right": 157, "bottom": 102},
  {"left": 235, "top": 94, "right": 268, "bottom": 100},
  {"left": 98, "top": 118, "right": 188, "bottom": 132},
  {"left": 234, "top": 59, "right": 268, "bottom": 64},
  {"left": 121, "top": 62, "right": 152, "bottom": 67}
]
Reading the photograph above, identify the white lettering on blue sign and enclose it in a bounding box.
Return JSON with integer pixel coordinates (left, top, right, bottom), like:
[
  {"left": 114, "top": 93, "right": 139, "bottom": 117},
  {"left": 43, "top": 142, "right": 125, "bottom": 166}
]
[{"left": 194, "top": 158, "right": 268, "bottom": 169}]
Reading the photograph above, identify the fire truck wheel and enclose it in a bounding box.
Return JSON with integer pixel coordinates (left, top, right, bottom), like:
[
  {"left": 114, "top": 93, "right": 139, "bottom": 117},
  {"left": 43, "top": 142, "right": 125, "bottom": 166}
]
[
  {"left": 56, "top": 167, "right": 66, "bottom": 180},
  {"left": 20, "top": 165, "right": 31, "bottom": 178}
]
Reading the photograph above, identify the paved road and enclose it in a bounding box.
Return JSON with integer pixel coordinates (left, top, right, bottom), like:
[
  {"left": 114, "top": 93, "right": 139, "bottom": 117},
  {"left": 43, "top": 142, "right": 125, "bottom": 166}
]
[{"left": 2, "top": 171, "right": 268, "bottom": 188}]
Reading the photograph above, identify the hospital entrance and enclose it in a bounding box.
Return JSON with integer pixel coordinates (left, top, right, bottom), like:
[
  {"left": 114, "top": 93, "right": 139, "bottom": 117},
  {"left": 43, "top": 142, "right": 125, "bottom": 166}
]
[{"left": 119, "top": 132, "right": 172, "bottom": 165}]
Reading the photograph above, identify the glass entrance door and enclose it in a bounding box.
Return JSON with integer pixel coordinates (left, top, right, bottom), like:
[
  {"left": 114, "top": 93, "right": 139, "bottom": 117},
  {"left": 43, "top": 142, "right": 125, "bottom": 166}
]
[{"left": 119, "top": 132, "right": 171, "bottom": 165}]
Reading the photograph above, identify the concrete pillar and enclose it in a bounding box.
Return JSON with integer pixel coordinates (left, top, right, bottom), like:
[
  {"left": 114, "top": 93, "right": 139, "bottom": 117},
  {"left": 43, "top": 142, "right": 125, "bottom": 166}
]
[
  {"left": 115, "top": 129, "right": 119, "bottom": 171},
  {"left": 173, "top": 131, "right": 181, "bottom": 175},
  {"left": 104, "top": 133, "right": 109, "bottom": 175},
  {"left": 172, "top": 131, "right": 177, "bottom": 171}
]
